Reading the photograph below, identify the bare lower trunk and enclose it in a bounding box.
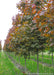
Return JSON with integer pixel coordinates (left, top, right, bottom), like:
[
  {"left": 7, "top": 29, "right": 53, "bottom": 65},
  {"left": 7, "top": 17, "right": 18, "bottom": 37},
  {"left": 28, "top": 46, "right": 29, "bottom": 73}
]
[
  {"left": 28, "top": 53, "right": 30, "bottom": 59},
  {"left": 42, "top": 51, "right": 43, "bottom": 63},
  {"left": 25, "top": 58, "right": 26, "bottom": 73},
  {"left": 52, "top": 52, "right": 53, "bottom": 66},
  {"left": 19, "top": 56, "right": 20, "bottom": 64},
  {"left": 49, "top": 53, "right": 50, "bottom": 58},
  {"left": 34, "top": 54, "right": 35, "bottom": 60},
  {"left": 37, "top": 50, "right": 39, "bottom": 75}
]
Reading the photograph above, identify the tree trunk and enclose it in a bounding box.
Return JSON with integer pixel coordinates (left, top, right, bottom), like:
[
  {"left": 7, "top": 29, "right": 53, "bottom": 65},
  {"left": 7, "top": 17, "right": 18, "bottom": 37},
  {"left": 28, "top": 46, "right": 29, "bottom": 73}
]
[
  {"left": 29, "top": 55, "right": 30, "bottom": 59},
  {"left": 25, "top": 58, "right": 26, "bottom": 73},
  {"left": 19, "top": 56, "right": 20, "bottom": 64},
  {"left": 28, "top": 52, "right": 30, "bottom": 59},
  {"left": 49, "top": 53, "right": 50, "bottom": 58},
  {"left": 37, "top": 50, "right": 39, "bottom": 75},
  {"left": 42, "top": 51, "right": 43, "bottom": 63},
  {"left": 34, "top": 54, "right": 35, "bottom": 60},
  {"left": 52, "top": 52, "right": 53, "bottom": 66}
]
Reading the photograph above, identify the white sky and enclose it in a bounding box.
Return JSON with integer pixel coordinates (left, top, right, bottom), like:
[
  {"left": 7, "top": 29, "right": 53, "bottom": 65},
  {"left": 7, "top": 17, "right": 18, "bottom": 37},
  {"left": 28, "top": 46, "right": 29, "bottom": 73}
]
[{"left": 0, "top": 0, "right": 21, "bottom": 48}]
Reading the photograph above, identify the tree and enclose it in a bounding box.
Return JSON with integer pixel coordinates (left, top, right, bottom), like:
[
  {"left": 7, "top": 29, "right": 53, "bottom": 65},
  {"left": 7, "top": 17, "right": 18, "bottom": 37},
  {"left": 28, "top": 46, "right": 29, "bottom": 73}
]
[
  {"left": 12, "top": 0, "right": 47, "bottom": 74},
  {"left": 3, "top": 0, "right": 54, "bottom": 74}
]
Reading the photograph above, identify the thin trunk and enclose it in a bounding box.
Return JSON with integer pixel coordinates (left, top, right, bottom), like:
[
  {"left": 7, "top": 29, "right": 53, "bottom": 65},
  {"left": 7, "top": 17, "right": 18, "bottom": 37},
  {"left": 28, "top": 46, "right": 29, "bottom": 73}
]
[
  {"left": 37, "top": 50, "right": 39, "bottom": 75},
  {"left": 34, "top": 54, "right": 35, "bottom": 60},
  {"left": 29, "top": 55, "right": 30, "bottom": 59},
  {"left": 28, "top": 52, "right": 30, "bottom": 59},
  {"left": 52, "top": 52, "right": 53, "bottom": 66},
  {"left": 49, "top": 53, "right": 50, "bottom": 58},
  {"left": 42, "top": 51, "right": 43, "bottom": 63},
  {"left": 25, "top": 58, "right": 26, "bottom": 73},
  {"left": 19, "top": 56, "right": 20, "bottom": 64}
]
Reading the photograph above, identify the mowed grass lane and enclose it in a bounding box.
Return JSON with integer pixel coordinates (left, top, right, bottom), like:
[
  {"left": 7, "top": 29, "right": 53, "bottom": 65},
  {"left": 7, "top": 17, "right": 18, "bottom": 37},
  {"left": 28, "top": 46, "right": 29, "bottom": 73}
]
[
  {"left": 8, "top": 52, "right": 54, "bottom": 73},
  {"left": 0, "top": 51, "right": 23, "bottom": 75},
  {"left": 30, "top": 55, "right": 54, "bottom": 65}
]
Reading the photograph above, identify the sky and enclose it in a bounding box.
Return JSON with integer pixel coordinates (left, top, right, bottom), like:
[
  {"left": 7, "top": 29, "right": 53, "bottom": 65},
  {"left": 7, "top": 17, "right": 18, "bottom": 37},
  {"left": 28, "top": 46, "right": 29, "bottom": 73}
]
[{"left": 0, "top": 0, "right": 20, "bottom": 48}]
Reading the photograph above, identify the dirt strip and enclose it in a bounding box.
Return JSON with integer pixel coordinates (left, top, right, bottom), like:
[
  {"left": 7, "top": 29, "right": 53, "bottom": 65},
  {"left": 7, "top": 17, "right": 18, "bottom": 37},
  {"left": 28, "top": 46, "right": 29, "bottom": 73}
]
[
  {"left": 38, "top": 57, "right": 54, "bottom": 60},
  {"left": 6, "top": 53, "right": 30, "bottom": 74},
  {"left": 31, "top": 59, "right": 54, "bottom": 68},
  {"left": 5, "top": 52, "right": 54, "bottom": 75}
]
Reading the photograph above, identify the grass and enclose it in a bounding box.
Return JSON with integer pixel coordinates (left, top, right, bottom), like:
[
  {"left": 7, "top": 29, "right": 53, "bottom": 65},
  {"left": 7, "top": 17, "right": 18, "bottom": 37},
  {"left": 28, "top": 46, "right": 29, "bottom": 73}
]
[
  {"left": 31, "top": 55, "right": 54, "bottom": 65},
  {"left": 8, "top": 52, "right": 54, "bottom": 74},
  {"left": 39, "top": 54, "right": 54, "bottom": 59},
  {"left": 0, "top": 51, "right": 23, "bottom": 75}
]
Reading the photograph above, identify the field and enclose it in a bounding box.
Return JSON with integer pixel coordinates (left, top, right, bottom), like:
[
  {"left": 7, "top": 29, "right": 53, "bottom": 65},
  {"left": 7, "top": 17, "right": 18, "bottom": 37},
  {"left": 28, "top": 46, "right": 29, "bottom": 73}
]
[
  {"left": 6, "top": 51, "right": 54, "bottom": 75},
  {"left": 0, "top": 51, "right": 23, "bottom": 75},
  {"left": 0, "top": 51, "right": 54, "bottom": 75}
]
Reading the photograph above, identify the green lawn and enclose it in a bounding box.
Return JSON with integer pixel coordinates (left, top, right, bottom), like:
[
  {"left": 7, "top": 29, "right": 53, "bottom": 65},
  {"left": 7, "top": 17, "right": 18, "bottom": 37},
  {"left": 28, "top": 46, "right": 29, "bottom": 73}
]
[
  {"left": 0, "top": 51, "right": 23, "bottom": 75},
  {"left": 30, "top": 55, "right": 54, "bottom": 65},
  {"left": 8, "top": 52, "right": 54, "bottom": 74},
  {"left": 39, "top": 54, "right": 54, "bottom": 59}
]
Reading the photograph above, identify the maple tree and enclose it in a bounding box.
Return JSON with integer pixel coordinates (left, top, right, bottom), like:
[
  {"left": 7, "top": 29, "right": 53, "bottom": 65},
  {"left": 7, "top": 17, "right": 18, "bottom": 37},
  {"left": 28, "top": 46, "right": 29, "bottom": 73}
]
[
  {"left": 12, "top": 0, "right": 47, "bottom": 73},
  {"left": 3, "top": 0, "right": 54, "bottom": 74},
  {"left": 35, "top": 0, "right": 54, "bottom": 66},
  {"left": 3, "top": 26, "right": 17, "bottom": 52}
]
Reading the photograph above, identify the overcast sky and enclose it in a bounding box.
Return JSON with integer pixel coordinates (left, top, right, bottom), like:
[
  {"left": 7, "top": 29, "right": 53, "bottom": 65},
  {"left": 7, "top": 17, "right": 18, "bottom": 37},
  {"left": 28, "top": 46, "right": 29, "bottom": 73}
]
[{"left": 0, "top": 0, "right": 20, "bottom": 47}]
